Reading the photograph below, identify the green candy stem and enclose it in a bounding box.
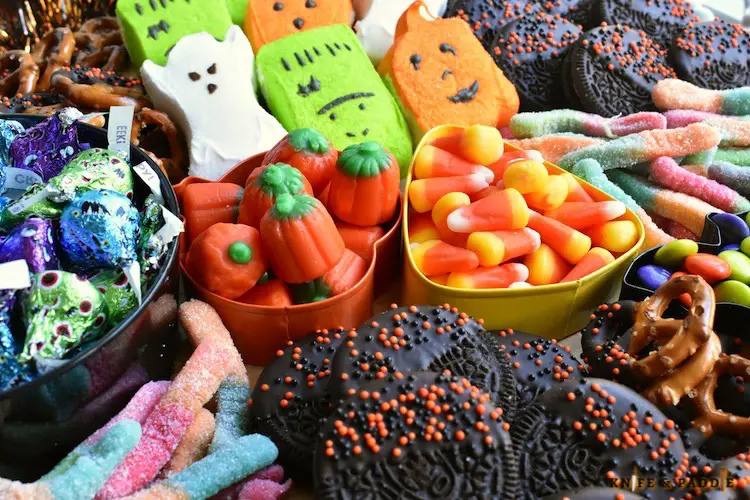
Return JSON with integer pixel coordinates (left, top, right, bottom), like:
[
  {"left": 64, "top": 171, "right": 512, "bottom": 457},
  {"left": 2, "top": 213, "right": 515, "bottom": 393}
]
[
  {"left": 271, "top": 194, "right": 318, "bottom": 220},
  {"left": 338, "top": 141, "right": 391, "bottom": 178},
  {"left": 257, "top": 164, "right": 306, "bottom": 197},
  {"left": 288, "top": 128, "right": 330, "bottom": 155},
  {"left": 228, "top": 242, "right": 252, "bottom": 264}
]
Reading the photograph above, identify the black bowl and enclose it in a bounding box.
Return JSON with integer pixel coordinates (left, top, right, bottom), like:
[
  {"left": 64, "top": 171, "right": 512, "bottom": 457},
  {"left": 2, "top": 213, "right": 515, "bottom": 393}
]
[{"left": 0, "top": 114, "right": 180, "bottom": 479}]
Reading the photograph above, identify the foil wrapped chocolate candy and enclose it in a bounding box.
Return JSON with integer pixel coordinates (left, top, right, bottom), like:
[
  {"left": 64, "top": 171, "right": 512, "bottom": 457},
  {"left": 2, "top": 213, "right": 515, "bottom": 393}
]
[
  {"left": 0, "top": 217, "right": 59, "bottom": 272},
  {"left": 0, "top": 119, "right": 25, "bottom": 193},
  {"left": 89, "top": 269, "right": 137, "bottom": 324},
  {"left": 9, "top": 109, "right": 82, "bottom": 182},
  {"left": 0, "top": 289, "right": 32, "bottom": 391},
  {"left": 19, "top": 270, "right": 108, "bottom": 362},
  {"left": 48, "top": 148, "right": 134, "bottom": 204}
]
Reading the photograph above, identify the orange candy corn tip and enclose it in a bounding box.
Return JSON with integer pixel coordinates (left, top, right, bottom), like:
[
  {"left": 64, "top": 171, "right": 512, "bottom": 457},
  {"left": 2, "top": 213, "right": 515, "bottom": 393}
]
[
  {"left": 527, "top": 210, "right": 591, "bottom": 264},
  {"left": 414, "top": 145, "right": 495, "bottom": 182},
  {"left": 409, "top": 174, "right": 489, "bottom": 213},
  {"left": 408, "top": 212, "right": 441, "bottom": 244},
  {"left": 466, "top": 228, "right": 541, "bottom": 267},
  {"left": 447, "top": 263, "right": 529, "bottom": 289},
  {"left": 545, "top": 201, "right": 626, "bottom": 230},
  {"left": 411, "top": 240, "right": 479, "bottom": 276},
  {"left": 560, "top": 247, "right": 615, "bottom": 283},
  {"left": 447, "top": 188, "right": 530, "bottom": 233}
]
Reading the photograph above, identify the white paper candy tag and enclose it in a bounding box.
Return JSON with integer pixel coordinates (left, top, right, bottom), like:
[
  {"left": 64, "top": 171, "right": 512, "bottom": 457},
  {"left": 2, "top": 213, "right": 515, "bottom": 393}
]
[
  {"left": 107, "top": 106, "right": 135, "bottom": 162},
  {"left": 3, "top": 168, "right": 43, "bottom": 191},
  {"left": 0, "top": 260, "right": 31, "bottom": 290},
  {"left": 122, "top": 261, "right": 142, "bottom": 305},
  {"left": 7, "top": 184, "right": 54, "bottom": 215},
  {"left": 133, "top": 161, "right": 164, "bottom": 205},
  {"left": 153, "top": 206, "right": 184, "bottom": 245}
]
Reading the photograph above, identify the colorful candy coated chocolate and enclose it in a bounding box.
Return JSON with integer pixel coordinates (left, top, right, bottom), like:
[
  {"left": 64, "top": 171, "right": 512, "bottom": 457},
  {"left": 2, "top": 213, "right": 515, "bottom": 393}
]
[
  {"left": 715, "top": 280, "right": 750, "bottom": 306},
  {"left": 544, "top": 201, "right": 626, "bottom": 230},
  {"left": 524, "top": 175, "right": 568, "bottom": 211},
  {"left": 9, "top": 109, "right": 81, "bottom": 181},
  {"left": 712, "top": 212, "right": 750, "bottom": 243},
  {"left": 721, "top": 243, "right": 741, "bottom": 253},
  {"left": 20, "top": 271, "right": 108, "bottom": 362},
  {"left": 459, "top": 124, "right": 504, "bottom": 166},
  {"left": 524, "top": 243, "right": 570, "bottom": 285},
  {"left": 683, "top": 253, "right": 732, "bottom": 284},
  {"left": 60, "top": 190, "right": 141, "bottom": 270},
  {"left": 560, "top": 247, "right": 614, "bottom": 283},
  {"left": 502, "top": 159, "right": 548, "bottom": 194},
  {"left": 718, "top": 250, "right": 750, "bottom": 284},
  {"left": 431, "top": 192, "right": 470, "bottom": 247},
  {"left": 526, "top": 210, "right": 591, "bottom": 264},
  {"left": 408, "top": 173, "right": 489, "bottom": 212},
  {"left": 446, "top": 188, "right": 529, "bottom": 233},
  {"left": 0, "top": 217, "right": 58, "bottom": 272},
  {"left": 653, "top": 239, "right": 699, "bottom": 269},
  {"left": 446, "top": 263, "right": 528, "bottom": 289},
  {"left": 637, "top": 264, "right": 672, "bottom": 290},
  {"left": 584, "top": 220, "right": 638, "bottom": 254},
  {"left": 741, "top": 236, "right": 750, "bottom": 256},
  {"left": 413, "top": 145, "right": 494, "bottom": 182},
  {"left": 466, "top": 228, "right": 540, "bottom": 267},
  {"left": 411, "top": 240, "right": 479, "bottom": 276},
  {"left": 49, "top": 148, "right": 134, "bottom": 203},
  {"left": 407, "top": 212, "right": 440, "bottom": 244}
]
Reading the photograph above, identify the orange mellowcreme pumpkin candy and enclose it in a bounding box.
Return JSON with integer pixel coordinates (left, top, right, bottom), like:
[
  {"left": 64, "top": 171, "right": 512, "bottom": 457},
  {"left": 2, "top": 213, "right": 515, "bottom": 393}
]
[
  {"left": 380, "top": 1, "right": 520, "bottom": 139},
  {"left": 260, "top": 193, "right": 345, "bottom": 284},
  {"left": 327, "top": 141, "right": 400, "bottom": 227},
  {"left": 238, "top": 163, "right": 313, "bottom": 228}
]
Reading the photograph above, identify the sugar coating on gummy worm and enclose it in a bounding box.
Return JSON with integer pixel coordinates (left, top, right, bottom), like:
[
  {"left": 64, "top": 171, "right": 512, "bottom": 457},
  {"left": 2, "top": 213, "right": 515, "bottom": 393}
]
[
  {"left": 506, "top": 133, "right": 603, "bottom": 164},
  {"left": 653, "top": 79, "right": 750, "bottom": 116},
  {"left": 510, "top": 110, "right": 667, "bottom": 139},
  {"left": 314, "top": 371, "right": 519, "bottom": 500},
  {"left": 692, "top": 161, "right": 750, "bottom": 198}
]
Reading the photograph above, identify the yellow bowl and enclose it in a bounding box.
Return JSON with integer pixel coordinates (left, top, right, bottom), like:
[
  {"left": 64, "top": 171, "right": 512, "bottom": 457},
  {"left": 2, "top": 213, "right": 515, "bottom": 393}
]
[{"left": 402, "top": 125, "right": 645, "bottom": 339}]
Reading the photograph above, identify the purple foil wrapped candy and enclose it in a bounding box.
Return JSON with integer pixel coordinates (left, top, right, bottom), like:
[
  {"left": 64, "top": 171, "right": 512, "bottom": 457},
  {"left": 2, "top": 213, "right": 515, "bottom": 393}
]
[
  {"left": 0, "top": 217, "right": 59, "bottom": 272},
  {"left": 9, "top": 109, "right": 82, "bottom": 182}
]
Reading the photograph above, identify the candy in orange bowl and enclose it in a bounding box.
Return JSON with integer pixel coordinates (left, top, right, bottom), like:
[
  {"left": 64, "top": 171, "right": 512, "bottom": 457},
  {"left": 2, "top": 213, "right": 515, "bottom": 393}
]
[
  {"left": 262, "top": 128, "right": 338, "bottom": 195},
  {"left": 237, "top": 163, "right": 313, "bottom": 228}
]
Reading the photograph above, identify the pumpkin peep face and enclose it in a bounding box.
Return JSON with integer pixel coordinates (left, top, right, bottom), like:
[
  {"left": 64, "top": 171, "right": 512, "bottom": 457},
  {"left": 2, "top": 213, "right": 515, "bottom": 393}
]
[{"left": 59, "top": 189, "right": 141, "bottom": 270}]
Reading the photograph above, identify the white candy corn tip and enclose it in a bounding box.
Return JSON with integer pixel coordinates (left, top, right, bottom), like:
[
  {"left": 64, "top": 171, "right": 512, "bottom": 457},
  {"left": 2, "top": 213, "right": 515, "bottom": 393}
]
[
  {"left": 469, "top": 172, "right": 490, "bottom": 190},
  {"left": 522, "top": 228, "right": 542, "bottom": 251},
  {"left": 477, "top": 165, "right": 495, "bottom": 184},
  {"left": 506, "top": 263, "right": 530, "bottom": 283},
  {"left": 446, "top": 209, "right": 471, "bottom": 233},
  {"left": 508, "top": 281, "right": 533, "bottom": 289},
  {"left": 527, "top": 150, "right": 544, "bottom": 163}
]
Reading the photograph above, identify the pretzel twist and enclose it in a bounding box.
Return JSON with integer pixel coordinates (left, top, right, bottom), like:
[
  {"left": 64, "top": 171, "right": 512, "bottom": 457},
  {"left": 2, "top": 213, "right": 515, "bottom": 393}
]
[
  {"left": 73, "top": 17, "right": 128, "bottom": 73},
  {"left": 131, "top": 108, "right": 187, "bottom": 182},
  {"left": 630, "top": 275, "right": 720, "bottom": 406},
  {"left": 693, "top": 355, "right": 750, "bottom": 437},
  {"left": 50, "top": 69, "right": 151, "bottom": 111},
  {"left": 30, "top": 27, "right": 75, "bottom": 91},
  {"left": 0, "top": 51, "right": 40, "bottom": 96}
]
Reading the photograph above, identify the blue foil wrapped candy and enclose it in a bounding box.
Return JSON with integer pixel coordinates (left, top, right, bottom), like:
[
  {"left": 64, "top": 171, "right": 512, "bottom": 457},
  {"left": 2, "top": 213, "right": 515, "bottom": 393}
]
[
  {"left": 0, "top": 289, "right": 32, "bottom": 391},
  {"left": 60, "top": 190, "right": 141, "bottom": 270},
  {"left": 0, "top": 119, "right": 24, "bottom": 193}
]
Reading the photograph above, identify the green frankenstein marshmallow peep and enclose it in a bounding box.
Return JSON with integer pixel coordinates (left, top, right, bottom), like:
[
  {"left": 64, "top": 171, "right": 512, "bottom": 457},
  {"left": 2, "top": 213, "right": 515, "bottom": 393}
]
[{"left": 256, "top": 24, "right": 413, "bottom": 176}]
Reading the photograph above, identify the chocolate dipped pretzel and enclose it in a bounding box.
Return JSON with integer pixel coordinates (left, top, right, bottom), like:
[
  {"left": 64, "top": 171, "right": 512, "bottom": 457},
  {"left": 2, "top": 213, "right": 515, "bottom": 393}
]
[
  {"left": 30, "top": 27, "right": 75, "bottom": 91},
  {"left": 0, "top": 92, "right": 69, "bottom": 114},
  {"left": 693, "top": 355, "right": 750, "bottom": 437},
  {"left": 0, "top": 51, "right": 40, "bottom": 97},
  {"left": 50, "top": 67, "right": 150, "bottom": 111},
  {"left": 131, "top": 108, "right": 187, "bottom": 182},
  {"left": 73, "top": 17, "right": 128, "bottom": 73}
]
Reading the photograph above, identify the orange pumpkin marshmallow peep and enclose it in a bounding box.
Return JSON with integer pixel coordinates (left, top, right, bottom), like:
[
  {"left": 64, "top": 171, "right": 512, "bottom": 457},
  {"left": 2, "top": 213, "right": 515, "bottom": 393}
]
[
  {"left": 327, "top": 141, "right": 400, "bottom": 227},
  {"left": 186, "top": 223, "right": 268, "bottom": 299},
  {"left": 243, "top": 0, "right": 354, "bottom": 52},
  {"left": 379, "top": 1, "right": 519, "bottom": 140},
  {"left": 238, "top": 163, "right": 313, "bottom": 228},
  {"left": 260, "top": 193, "right": 345, "bottom": 283},
  {"left": 263, "top": 128, "right": 338, "bottom": 196}
]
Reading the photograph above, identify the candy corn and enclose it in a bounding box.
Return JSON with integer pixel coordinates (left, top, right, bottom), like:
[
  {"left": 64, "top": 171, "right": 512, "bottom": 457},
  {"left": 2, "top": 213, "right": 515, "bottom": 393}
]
[
  {"left": 447, "top": 189, "right": 529, "bottom": 233},
  {"left": 471, "top": 186, "right": 502, "bottom": 202},
  {"left": 524, "top": 244, "right": 571, "bottom": 285},
  {"left": 431, "top": 274, "right": 450, "bottom": 285},
  {"left": 561, "top": 172, "right": 594, "bottom": 203},
  {"left": 430, "top": 133, "right": 461, "bottom": 156},
  {"left": 503, "top": 160, "right": 549, "bottom": 194},
  {"left": 432, "top": 192, "right": 471, "bottom": 247},
  {"left": 447, "top": 263, "right": 529, "bottom": 289},
  {"left": 411, "top": 240, "right": 479, "bottom": 276},
  {"left": 414, "top": 145, "right": 494, "bottom": 182},
  {"left": 585, "top": 220, "right": 639, "bottom": 253},
  {"left": 560, "top": 247, "right": 614, "bottom": 282},
  {"left": 545, "top": 201, "right": 626, "bottom": 230},
  {"left": 527, "top": 210, "right": 591, "bottom": 264},
  {"left": 409, "top": 174, "right": 489, "bottom": 212},
  {"left": 408, "top": 212, "right": 440, "bottom": 244},
  {"left": 488, "top": 150, "right": 544, "bottom": 181},
  {"left": 466, "top": 228, "right": 541, "bottom": 267},
  {"left": 460, "top": 124, "right": 504, "bottom": 166},
  {"left": 524, "top": 175, "right": 568, "bottom": 211}
]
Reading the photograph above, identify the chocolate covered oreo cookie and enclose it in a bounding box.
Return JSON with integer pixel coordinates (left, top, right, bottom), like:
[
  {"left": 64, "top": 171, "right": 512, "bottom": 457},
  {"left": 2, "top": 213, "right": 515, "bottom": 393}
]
[
  {"left": 329, "top": 304, "right": 518, "bottom": 421},
  {"left": 593, "top": 0, "right": 700, "bottom": 47},
  {"left": 444, "top": 0, "right": 542, "bottom": 48},
  {"left": 315, "top": 371, "right": 519, "bottom": 499},
  {"left": 250, "top": 328, "right": 346, "bottom": 482},
  {"left": 671, "top": 19, "right": 750, "bottom": 91},
  {"left": 490, "top": 12, "right": 582, "bottom": 111},
  {"left": 566, "top": 24, "right": 677, "bottom": 117}
]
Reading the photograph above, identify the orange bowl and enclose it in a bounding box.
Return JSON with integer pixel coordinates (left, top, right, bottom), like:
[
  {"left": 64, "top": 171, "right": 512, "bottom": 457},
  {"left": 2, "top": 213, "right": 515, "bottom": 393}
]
[{"left": 173, "top": 153, "right": 402, "bottom": 365}]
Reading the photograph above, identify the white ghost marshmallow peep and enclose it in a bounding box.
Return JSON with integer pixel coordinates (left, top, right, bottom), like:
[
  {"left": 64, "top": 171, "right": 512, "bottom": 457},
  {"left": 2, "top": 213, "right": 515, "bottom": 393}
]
[{"left": 141, "top": 26, "right": 287, "bottom": 180}]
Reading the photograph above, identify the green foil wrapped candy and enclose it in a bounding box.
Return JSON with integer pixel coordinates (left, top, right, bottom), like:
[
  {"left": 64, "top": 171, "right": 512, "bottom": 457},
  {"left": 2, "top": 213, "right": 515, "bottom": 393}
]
[
  {"left": 48, "top": 148, "right": 134, "bottom": 203},
  {"left": 0, "top": 184, "right": 60, "bottom": 230},
  {"left": 89, "top": 269, "right": 138, "bottom": 324},
  {"left": 20, "top": 271, "right": 108, "bottom": 362}
]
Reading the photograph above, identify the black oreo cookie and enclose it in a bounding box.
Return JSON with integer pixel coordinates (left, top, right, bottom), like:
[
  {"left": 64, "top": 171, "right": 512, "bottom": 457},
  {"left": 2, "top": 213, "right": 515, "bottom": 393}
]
[
  {"left": 511, "top": 378, "right": 688, "bottom": 500},
  {"left": 567, "top": 24, "right": 677, "bottom": 117},
  {"left": 593, "top": 0, "right": 700, "bottom": 47},
  {"left": 536, "top": 0, "right": 597, "bottom": 28},
  {"left": 492, "top": 329, "right": 588, "bottom": 411},
  {"left": 315, "top": 371, "right": 519, "bottom": 500},
  {"left": 250, "top": 328, "right": 346, "bottom": 482},
  {"left": 329, "top": 304, "right": 518, "bottom": 421},
  {"left": 671, "top": 19, "right": 750, "bottom": 91},
  {"left": 444, "top": 0, "right": 542, "bottom": 48},
  {"left": 490, "top": 12, "right": 582, "bottom": 111}
]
